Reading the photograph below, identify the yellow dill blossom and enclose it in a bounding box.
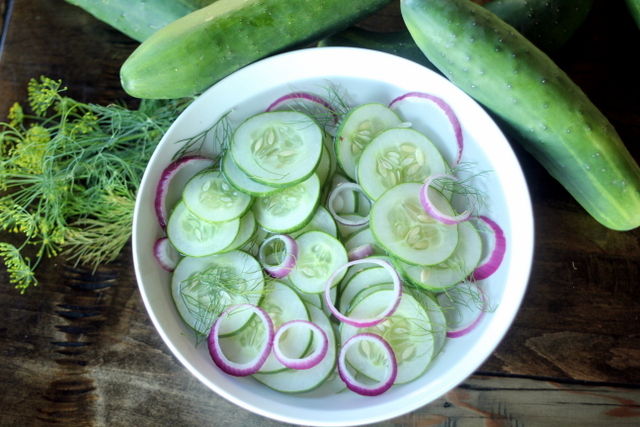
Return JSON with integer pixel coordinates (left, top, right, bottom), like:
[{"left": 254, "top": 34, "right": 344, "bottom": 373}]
[
  {"left": 8, "top": 103, "right": 24, "bottom": 127},
  {"left": 0, "top": 76, "right": 193, "bottom": 292},
  {"left": 8, "top": 125, "right": 50, "bottom": 174},
  {"left": 27, "top": 77, "right": 65, "bottom": 116}
]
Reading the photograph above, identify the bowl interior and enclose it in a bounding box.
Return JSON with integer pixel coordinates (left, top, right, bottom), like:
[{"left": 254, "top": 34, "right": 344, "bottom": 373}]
[{"left": 132, "top": 47, "right": 534, "bottom": 426}]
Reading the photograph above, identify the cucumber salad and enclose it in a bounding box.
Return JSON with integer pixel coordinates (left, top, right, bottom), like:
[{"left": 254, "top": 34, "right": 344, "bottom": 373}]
[{"left": 152, "top": 88, "right": 506, "bottom": 397}]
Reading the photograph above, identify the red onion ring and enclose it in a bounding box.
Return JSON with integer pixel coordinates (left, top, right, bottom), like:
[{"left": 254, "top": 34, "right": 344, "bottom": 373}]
[
  {"left": 155, "top": 155, "right": 212, "bottom": 229},
  {"left": 208, "top": 304, "right": 274, "bottom": 377},
  {"left": 324, "top": 258, "right": 402, "bottom": 328},
  {"left": 437, "top": 282, "right": 488, "bottom": 338},
  {"left": 347, "top": 243, "right": 375, "bottom": 261},
  {"left": 337, "top": 333, "right": 397, "bottom": 396},
  {"left": 258, "top": 234, "right": 298, "bottom": 279},
  {"left": 472, "top": 215, "right": 506, "bottom": 281},
  {"left": 265, "top": 91, "right": 339, "bottom": 124},
  {"left": 273, "top": 320, "right": 328, "bottom": 370},
  {"left": 389, "top": 91, "right": 464, "bottom": 165},
  {"left": 153, "top": 237, "right": 180, "bottom": 272},
  {"left": 420, "top": 174, "right": 472, "bottom": 225},
  {"left": 327, "top": 183, "right": 371, "bottom": 227}
]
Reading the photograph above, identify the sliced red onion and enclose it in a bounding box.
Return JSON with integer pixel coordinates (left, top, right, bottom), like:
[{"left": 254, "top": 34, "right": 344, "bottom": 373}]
[
  {"left": 389, "top": 91, "right": 464, "bottom": 165},
  {"left": 153, "top": 237, "right": 180, "bottom": 272},
  {"left": 258, "top": 234, "right": 298, "bottom": 279},
  {"left": 338, "top": 333, "right": 397, "bottom": 396},
  {"left": 273, "top": 320, "right": 328, "bottom": 370},
  {"left": 472, "top": 215, "right": 506, "bottom": 281},
  {"left": 420, "top": 174, "right": 472, "bottom": 225},
  {"left": 266, "top": 91, "right": 338, "bottom": 124},
  {"left": 327, "top": 183, "right": 371, "bottom": 227},
  {"left": 437, "top": 282, "right": 488, "bottom": 338},
  {"left": 155, "top": 155, "right": 212, "bottom": 229},
  {"left": 208, "top": 304, "right": 274, "bottom": 377},
  {"left": 347, "top": 243, "right": 375, "bottom": 261},
  {"left": 324, "top": 258, "right": 402, "bottom": 328}
]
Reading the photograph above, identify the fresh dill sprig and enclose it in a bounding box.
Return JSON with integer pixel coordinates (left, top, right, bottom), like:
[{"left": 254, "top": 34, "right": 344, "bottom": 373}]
[{"left": 0, "top": 76, "right": 193, "bottom": 293}]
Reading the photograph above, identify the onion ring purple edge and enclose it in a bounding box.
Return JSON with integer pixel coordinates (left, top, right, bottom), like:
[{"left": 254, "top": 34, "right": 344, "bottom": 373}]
[
  {"left": 389, "top": 91, "right": 464, "bottom": 165},
  {"left": 472, "top": 215, "right": 507, "bottom": 281},
  {"left": 337, "top": 333, "right": 397, "bottom": 396},
  {"left": 420, "top": 174, "right": 472, "bottom": 225},
  {"left": 327, "top": 182, "right": 371, "bottom": 227},
  {"left": 324, "top": 258, "right": 402, "bottom": 328},
  {"left": 273, "top": 320, "right": 329, "bottom": 370},
  {"left": 259, "top": 234, "right": 298, "bottom": 279},
  {"left": 155, "top": 155, "right": 211, "bottom": 229},
  {"left": 445, "top": 283, "right": 489, "bottom": 338},
  {"left": 208, "top": 304, "right": 274, "bottom": 377}
]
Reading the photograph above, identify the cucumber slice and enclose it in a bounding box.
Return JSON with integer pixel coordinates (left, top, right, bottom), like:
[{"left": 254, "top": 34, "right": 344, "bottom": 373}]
[
  {"left": 357, "top": 127, "right": 449, "bottom": 200},
  {"left": 338, "top": 265, "right": 394, "bottom": 312},
  {"left": 370, "top": 182, "right": 459, "bottom": 266},
  {"left": 290, "top": 206, "right": 338, "bottom": 239},
  {"left": 340, "top": 289, "right": 436, "bottom": 385},
  {"left": 221, "top": 150, "right": 283, "bottom": 197},
  {"left": 182, "top": 169, "right": 253, "bottom": 223},
  {"left": 343, "top": 227, "right": 384, "bottom": 255},
  {"left": 288, "top": 230, "right": 349, "bottom": 294},
  {"left": 221, "top": 210, "right": 258, "bottom": 254},
  {"left": 171, "top": 250, "right": 265, "bottom": 336},
  {"left": 253, "top": 173, "right": 321, "bottom": 233},
  {"left": 252, "top": 303, "right": 337, "bottom": 393},
  {"left": 334, "top": 103, "right": 404, "bottom": 180},
  {"left": 256, "top": 281, "right": 312, "bottom": 374},
  {"left": 230, "top": 111, "right": 323, "bottom": 188},
  {"left": 398, "top": 220, "right": 483, "bottom": 291},
  {"left": 166, "top": 200, "right": 240, "bottom": 257}
]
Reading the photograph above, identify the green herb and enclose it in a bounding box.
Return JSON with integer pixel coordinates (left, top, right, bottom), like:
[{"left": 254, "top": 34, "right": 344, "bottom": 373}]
[{"left": 0, "top": 76, "right": 192, "bottom": 293}]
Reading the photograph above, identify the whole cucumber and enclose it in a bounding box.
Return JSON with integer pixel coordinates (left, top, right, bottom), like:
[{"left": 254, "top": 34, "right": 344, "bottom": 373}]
[
  {"left": 120, "top": 0, "right": 396, "bottom": 99},
  {"left": 626, "top": 0, "right": 640, "bottom": 29},
  {"left": 320, "top": 0, "right": 593, "bottom": 63},
  {"left": 401, "top": 0, "right": 640, "bottom": 231},
  {"left": 66, "top": 0, "right": 217, "bottom": 42}
]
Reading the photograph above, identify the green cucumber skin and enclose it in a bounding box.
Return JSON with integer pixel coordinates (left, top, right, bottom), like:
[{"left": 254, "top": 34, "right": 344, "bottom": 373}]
[
  {"left": 120, "top": 0, "right": 396, "bottom": 99},
  {"left": 627, "top": 0, "right": 640, "bottom": 29},
  {"left": 401, "top": 0, "right": 640, "bottom": 231},
  {"left": 320, "top": 0, "right": 593, "bottom": 65},
  {"left": 66, "top": 0, "right": 217, "bottom": 42}
]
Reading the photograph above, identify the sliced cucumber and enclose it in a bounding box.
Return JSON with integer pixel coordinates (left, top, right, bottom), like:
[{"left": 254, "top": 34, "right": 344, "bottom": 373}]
[
  {"left": 288, "top": 230, "right": 349, "bottom": 294},
  {"left": 171, "top": 250, "right": 265, "bottom": 335},
  {"left": 166, "top": 200, "right": 240, "bottom": 257},
  {"left": 370, "top": 182, "right": 459, "bottom": 266},
  {"left": 343, "top": 227, "right": 384, "bottom": 255},
  {"left": 398, "top": 220, "right": 483, "bottom": 291},
  {"left": 253, "top": 303, "right": 337, "bottom": 393},
  {"left": 340, "top": 289, "right": 436, "bottom": 385},
  {"left": 182, "top": 169, "right": 253, "bottom": 223},
  {"left": 334, "top": 103, "right": 404, "bottom": 180},
  {"left": 253, "top": 173, "right": 321, "bottom": 233},
  {"left": 256, "top": 281, "right": 312, "bottom": 374},
  {"left": 357, "top": 127, "right": 448, "bottom": 200},
  {"left": 221, "top": 150, "right": 283, "bottom": 197},
  {"left": 230, "top": 111, "right": 323, "bottom": 188},
  {"left": 220, "top": 210, "right": 258, "bottom": 254},
  {"left": 290, "top": 205, "right": 338, "bottom": 239},
  {"left": 338, "top": 265, "right": 394, "bottom": 312}
]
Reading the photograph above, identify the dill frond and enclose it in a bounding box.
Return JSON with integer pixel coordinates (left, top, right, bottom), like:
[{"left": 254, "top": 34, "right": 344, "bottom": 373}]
[{"left": 0, "top": 76, "right": 193, "bottom": 292}]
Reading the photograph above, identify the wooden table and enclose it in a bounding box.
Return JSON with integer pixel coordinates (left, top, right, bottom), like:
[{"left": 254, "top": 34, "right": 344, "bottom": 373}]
[{"left": 1, "top": 0, "right": 639, "bottom": 425}]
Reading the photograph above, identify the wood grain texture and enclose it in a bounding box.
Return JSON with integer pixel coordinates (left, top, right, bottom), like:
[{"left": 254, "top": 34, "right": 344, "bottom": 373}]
[{"left": 0, "top": 0, "right": 640, "bottom": 426}]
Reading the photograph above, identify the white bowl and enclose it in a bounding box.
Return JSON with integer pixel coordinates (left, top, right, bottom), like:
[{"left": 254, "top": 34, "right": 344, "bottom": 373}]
[{"left": 132, "top": 47, "right": 534, "bottom": 426}]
